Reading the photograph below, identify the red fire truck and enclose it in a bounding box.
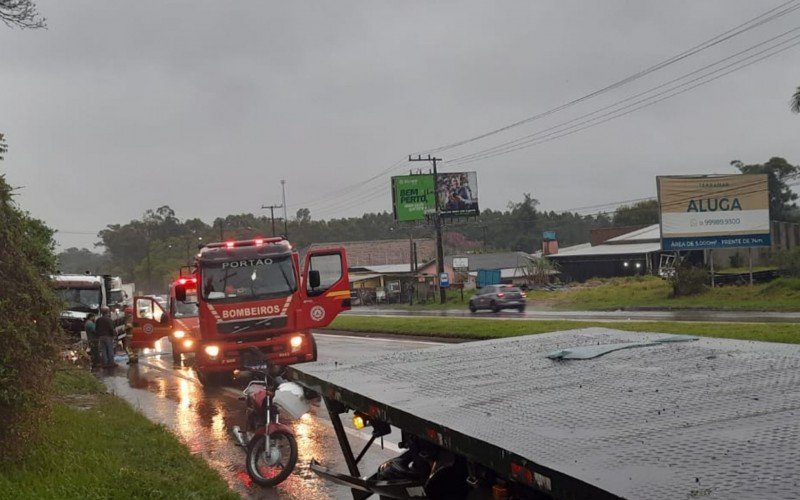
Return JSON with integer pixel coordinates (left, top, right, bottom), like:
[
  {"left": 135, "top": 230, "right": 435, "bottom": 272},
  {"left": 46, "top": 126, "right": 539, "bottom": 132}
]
[
  {"left": 130, "top": 237, "right": 350, "bottom": 385},
  {"left": 166, "top": 275, "right": 200, "bottom": 366}
]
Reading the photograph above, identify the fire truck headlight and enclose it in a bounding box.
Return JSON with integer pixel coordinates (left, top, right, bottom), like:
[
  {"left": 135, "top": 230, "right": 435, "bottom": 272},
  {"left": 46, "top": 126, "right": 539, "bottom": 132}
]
[
  {"left": 204, "top": 345, "right": 220, "bottom": 358},
  {"left": 183, "top": 339, "right": 193, "bottom": 349},
  {"left": 173, "top": 330, "right": 186, "bottom": 339},
  {"left": 290, "top": 335, "right": 303, "bottom": 350}
]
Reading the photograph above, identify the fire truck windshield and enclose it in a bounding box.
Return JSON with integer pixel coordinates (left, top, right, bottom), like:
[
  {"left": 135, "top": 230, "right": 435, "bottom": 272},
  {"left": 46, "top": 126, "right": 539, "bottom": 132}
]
[
  {"left": 201, "top": 255, "right": 297, "bottom": 302},
  {"left": 174, "top": 299, "right": 198, "bottom": 317}
]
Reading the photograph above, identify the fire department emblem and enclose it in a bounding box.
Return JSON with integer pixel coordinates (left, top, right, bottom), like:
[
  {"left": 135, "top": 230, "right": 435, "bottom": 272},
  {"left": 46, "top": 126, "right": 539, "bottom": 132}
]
[
  {"left": 310, "top": 305, "right": 326, "bottom": 322},
  {"left": 143, "top": 323, "right": 154, "bottom": 335}
]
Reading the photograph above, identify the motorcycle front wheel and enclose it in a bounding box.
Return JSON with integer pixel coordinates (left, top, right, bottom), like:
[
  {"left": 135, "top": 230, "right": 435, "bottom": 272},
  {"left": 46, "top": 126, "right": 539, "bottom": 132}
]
[{"left": 246, "top": 430, "right": 298, "bottom": 487}]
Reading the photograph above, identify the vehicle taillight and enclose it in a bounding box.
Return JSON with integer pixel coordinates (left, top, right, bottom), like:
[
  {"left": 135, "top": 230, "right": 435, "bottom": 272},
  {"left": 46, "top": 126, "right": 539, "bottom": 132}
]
[
  {"left": 497, "top": 292, "right": 505, "bottom": 298},
  {"left": 254, "top": 239, "right": 263, "bottom": 245},
  {"left": 225, "top": 241, "right": 235, "bottom": 248}
]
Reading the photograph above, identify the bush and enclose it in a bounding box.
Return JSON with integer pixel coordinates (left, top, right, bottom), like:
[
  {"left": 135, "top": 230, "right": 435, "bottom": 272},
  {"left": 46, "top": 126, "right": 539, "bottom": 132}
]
[
  {"left": 0, "top": 174, "right": 64, "bottom": 463},
  {"left": 669, "top": 262, "right": 709, "bottom": 297},
  {"left": 774, "top": 248, "right": 800, "bottom": 277}
]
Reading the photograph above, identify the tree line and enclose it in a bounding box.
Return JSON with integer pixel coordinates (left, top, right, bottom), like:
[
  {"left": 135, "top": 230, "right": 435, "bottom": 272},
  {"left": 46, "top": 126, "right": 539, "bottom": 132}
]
[
  {"left": 58, "top": 157, "right": 799, "bottom": 293},
  {"left": 58, "top": 197, "right": 617, "bottom": 293}
]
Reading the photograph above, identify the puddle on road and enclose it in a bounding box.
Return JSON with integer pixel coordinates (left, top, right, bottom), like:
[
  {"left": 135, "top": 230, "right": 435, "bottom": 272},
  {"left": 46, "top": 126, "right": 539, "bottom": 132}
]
[{"left": 98, "top": 356, "right": 387, "bottom": 499}]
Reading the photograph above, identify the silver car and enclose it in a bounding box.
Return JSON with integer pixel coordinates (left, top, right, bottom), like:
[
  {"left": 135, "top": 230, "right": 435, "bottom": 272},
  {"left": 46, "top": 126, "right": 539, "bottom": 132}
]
[{"left": 469, "top": 285, "right": 526, "bottom": 313}]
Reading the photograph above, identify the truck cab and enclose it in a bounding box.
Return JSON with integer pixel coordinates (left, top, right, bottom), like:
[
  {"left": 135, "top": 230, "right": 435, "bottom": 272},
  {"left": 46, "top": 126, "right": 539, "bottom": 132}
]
[
  {"left": 130, "top": 237, "right": 350, "bottom": 385},
  {"left": 52, "top": 274, "right": 127, "bottom": 339},
  {"left": 167, "top": 277, "right": 199, "bottom": 365}
]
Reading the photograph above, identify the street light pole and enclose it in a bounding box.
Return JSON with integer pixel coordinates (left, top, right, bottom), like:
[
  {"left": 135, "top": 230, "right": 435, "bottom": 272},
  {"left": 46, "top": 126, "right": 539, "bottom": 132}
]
[{"left": 281, "top": 180, "right": 288, "bottom": 237}]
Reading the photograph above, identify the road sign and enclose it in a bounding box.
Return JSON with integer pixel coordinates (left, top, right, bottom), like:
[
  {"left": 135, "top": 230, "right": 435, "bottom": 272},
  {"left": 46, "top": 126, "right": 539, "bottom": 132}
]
[
  {"left": 452, "top": 257, "right": 469, "bottom": 269},
  {"left": 439, "top": 272, "right": 450, "bottom": 287}
]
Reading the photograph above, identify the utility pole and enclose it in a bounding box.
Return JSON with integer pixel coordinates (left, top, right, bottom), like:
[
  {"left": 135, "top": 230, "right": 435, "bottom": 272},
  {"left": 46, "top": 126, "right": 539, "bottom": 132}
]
[
  {"left": 261, "top": 204, "right": 283, "bottom": 237},
  {"left": 281, "top": 180, "right": 288, "bottom": 237},
  {"left": 409, "top": 154, "right": 446, "bottom": 304}
]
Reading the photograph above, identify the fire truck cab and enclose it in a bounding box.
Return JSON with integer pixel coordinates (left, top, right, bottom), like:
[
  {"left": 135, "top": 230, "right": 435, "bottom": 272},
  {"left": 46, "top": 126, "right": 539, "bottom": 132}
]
[{"left": 131, "top": 237, "right": 350, "bottom": 385}]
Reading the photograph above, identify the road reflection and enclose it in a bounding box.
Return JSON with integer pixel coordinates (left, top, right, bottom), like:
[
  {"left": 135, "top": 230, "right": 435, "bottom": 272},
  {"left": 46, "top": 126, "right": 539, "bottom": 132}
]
[{"left": 100, "top": 337, "right": 405, "bottom": 499}]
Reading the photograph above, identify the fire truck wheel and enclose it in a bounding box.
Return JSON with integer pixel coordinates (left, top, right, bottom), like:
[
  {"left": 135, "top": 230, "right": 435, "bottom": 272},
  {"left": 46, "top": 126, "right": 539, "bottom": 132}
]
[{"left": 196, "top": 369, "right": 216, "bottom": 386}]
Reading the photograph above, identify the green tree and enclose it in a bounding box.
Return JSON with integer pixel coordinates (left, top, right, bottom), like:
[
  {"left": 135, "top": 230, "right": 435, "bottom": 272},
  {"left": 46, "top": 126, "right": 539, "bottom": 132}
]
[
  {"left": 0, "top": 133, "right": 6, "bottom": 160},
  {"left": 731, "top": 157, "right": 799, "bottom": 221},
  {"left": 613, "top": 200, "right": 660, "bottom": 227},
  {"left": 791, "top": 86, "right": 800, "bottom": 114},
  {"left": 56, "top": 247, "right": 109, "bottom": 274},
  {"left": 0, "top": 0, "right": 46, "bottom": 29},
  {"left": 0, "top": 172, "right": 62, "bottom": 462}
]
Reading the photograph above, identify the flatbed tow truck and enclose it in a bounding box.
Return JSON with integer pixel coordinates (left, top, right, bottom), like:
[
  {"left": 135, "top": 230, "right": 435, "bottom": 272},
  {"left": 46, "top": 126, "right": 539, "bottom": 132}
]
[{"left": 287, "top": 328, "right": 800, "bottom": 499}]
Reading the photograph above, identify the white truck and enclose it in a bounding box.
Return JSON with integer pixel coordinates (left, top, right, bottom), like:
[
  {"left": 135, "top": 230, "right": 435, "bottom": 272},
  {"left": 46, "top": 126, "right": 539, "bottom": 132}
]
[{"left": 52, "top": 274, "right": 128, "bottom": 339}]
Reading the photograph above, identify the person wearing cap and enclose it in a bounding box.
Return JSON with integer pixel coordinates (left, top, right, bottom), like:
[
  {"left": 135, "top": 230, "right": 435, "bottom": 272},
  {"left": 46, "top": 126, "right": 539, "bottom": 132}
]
[{"left": 96, "top": 306, "right": 117, "bottom": 368}]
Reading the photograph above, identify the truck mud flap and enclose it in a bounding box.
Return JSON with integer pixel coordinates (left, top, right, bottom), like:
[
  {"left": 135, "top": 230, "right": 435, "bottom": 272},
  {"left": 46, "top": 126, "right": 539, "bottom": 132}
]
[{"left": 309, "top": 459, "right": 427, "bottom": 498}]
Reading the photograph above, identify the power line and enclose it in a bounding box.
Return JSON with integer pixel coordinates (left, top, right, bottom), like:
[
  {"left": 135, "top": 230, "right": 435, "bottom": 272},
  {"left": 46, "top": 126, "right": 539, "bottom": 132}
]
[
  {"left": 446, "top": 34, "right": 800, "bottom": 167},
  {"left": 285, "top": 2, "right": 800, "bottom": 217},
  {"left": 416, "top": 0, "right": 800, "bottom": 156},
  {"left": 447, "top": 26, "right": 800, "bottom": 165}
]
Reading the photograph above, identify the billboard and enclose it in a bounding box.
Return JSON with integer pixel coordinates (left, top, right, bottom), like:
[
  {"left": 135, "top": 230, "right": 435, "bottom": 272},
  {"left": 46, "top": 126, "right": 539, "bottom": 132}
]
[
  {"left": 436, "top": 171, "right": 479, "bottom": 217},
  {"left": 657, "top": 174, "right": 771, "bottom": 251},
  {"left": 392, "top": 174, "right": 435, "bottom": 221}
]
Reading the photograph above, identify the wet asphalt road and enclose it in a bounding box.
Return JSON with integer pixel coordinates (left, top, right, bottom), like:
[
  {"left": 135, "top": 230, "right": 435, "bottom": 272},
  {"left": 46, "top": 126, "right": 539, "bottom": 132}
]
[
  {"left": 345, "top": 306, "right": 800, "bottom": 323},
  {"left": 99, "top": 334, "right": 441, "bottom": 499}
]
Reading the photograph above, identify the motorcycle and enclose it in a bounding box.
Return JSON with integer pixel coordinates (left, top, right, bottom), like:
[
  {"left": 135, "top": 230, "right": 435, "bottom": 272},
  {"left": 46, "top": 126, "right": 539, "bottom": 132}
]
[{"left": 231, "top": 348, "right": 310, "bottom": 487}]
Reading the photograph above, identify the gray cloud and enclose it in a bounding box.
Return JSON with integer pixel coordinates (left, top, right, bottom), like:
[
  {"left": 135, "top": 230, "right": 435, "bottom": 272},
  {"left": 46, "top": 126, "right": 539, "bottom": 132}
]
[{"left": 1, "top": 0, "right": 798, "bottom": 249}]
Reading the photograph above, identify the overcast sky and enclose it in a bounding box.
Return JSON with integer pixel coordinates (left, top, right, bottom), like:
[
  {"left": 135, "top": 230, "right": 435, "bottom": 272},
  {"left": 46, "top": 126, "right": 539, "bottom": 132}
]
[{"left": 2, "top": 0, "right": 799, "bottom": 250}]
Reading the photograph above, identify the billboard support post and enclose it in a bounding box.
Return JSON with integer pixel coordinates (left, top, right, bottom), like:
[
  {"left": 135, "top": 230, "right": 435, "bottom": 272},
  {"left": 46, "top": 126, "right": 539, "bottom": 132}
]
[
  {"left": 710, "top": 249, "right": 715, "bottom": 287},
  {"left": 409, "top": 154, "right": 447, "bottom": 305},
  {"left": 749, "top": 247, "right": 753, "bottom": 286}
]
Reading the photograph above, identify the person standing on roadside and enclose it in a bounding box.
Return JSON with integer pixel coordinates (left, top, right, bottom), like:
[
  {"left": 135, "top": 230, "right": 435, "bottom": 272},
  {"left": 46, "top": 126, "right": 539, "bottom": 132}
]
[
  {"left": 96, "top": 306, "right": 117, "bottom": 368},
  {"left": 122, "top": 304, "right": 138, "bottom": 365},
  {"left": 84, "top": 313, "right": 100, "bottom": 369}
]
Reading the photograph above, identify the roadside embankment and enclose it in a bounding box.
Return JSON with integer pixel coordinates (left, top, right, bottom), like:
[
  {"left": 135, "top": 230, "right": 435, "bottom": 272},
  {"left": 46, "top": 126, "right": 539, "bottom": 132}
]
[
  {"left": 326, "top": 316, "right": 800, "bottom": 344},
  {"left": 0, "top": 367, "right": 237, "bottom": 499}
]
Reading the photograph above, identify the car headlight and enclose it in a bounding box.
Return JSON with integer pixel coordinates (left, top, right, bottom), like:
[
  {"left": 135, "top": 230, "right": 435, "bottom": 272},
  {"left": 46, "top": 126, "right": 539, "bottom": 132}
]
[
  {"left": 290, "top": 335, "right": 303, "bottom": 348},
  {"left": 204, "top": 345, "right": 220, "bottom": 358},
  {"left": 173, "top": 329, "right": 186, "bottom": 339},
  {"left": 183, "top": 339, "right": 193, "bottom": 349}
]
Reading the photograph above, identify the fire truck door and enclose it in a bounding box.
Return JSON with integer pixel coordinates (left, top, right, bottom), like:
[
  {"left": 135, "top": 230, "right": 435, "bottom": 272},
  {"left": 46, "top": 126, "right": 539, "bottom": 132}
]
[
  {"left": 131, "top": 296, "right": 171, "bottom": 349},
  {"left": 301, "top": 249, "right": 350, "bottom": 328}
]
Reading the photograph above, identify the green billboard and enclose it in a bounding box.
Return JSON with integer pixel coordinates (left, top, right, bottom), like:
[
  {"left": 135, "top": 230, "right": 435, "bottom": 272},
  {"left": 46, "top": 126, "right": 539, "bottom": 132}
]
[{"left": 392, "top": 174, "right": 435, "bottom": 221}]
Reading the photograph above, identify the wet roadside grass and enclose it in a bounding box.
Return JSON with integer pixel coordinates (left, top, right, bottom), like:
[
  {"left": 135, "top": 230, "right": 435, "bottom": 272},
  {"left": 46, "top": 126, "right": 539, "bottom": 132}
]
[
  {"left": 525, "top": 276, "right": 800, "bottom": 311},
  {"left": 378, "top": 277, "right": 800, "bottom": 312},
  {"left": 327, "top": 316, "right": 800, "bottom": 344},
  {"left": 0, "top": 367, "right": 237, "bottom": 500}
]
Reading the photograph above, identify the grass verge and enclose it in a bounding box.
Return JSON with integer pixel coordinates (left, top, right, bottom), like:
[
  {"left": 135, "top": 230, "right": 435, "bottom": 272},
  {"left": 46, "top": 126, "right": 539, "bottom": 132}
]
[
  {"left": 525, "top": 276, "right": 800, "bottom": 311},
  {"left": 0, "top": 367, "right": 236, "bottom": 500},
  {"left": 327, "top": 315, "right": 800, "bottom": 344}
]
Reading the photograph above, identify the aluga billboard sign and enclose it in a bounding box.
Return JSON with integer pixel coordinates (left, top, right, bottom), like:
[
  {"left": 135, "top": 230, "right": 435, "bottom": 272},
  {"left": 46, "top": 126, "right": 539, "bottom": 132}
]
[{"left": 657, "top": 174, "right": 771, "bottom": 251}]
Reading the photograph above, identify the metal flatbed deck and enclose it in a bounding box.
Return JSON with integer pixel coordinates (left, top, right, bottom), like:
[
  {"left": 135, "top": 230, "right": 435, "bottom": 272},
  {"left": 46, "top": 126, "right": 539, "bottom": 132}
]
[{"left": 289, "top": 328, "right": 800, "bottom": 499}]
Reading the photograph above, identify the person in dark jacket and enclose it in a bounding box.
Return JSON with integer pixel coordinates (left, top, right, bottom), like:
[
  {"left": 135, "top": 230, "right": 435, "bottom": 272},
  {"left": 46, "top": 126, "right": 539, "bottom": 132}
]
[
  {"left": 84, "top": 313, "right": 100, "bottom": 369},
  {"left": 95, "top": 306, "right": 117, "bottom": 368}
]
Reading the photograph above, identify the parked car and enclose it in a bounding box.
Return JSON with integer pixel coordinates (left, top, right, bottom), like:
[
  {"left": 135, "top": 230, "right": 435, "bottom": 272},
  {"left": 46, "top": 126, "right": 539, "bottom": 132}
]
[{"left": 468, "top": 284, "right": 526, "bottom": 313}]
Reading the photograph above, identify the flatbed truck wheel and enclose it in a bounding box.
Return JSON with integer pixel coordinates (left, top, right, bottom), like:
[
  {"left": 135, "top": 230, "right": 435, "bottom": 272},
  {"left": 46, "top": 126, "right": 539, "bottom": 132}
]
[{"left": 197, "top": 369, "right": 226, "bottom": 386}]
